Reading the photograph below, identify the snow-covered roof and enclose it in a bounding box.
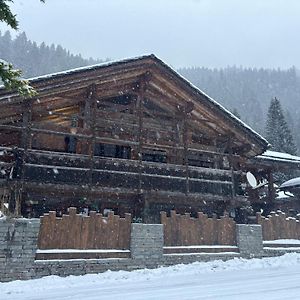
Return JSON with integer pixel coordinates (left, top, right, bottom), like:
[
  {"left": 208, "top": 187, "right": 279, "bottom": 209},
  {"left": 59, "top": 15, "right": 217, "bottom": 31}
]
[
  {"left": 26, "top": 55, "right": 153, "bottom": 82},
  {"left": 280, "top": 177, "right": 300, "bottom": 189},
  {"left": 276, "top": 190, "right": 294, "bottom": 199},
  {"left": 258, "top": 150, "right": 300, "bottom": 164}
]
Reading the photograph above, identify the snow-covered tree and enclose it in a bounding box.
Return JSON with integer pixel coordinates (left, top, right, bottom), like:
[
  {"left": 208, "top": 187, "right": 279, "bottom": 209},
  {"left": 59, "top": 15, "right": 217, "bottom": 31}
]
[
  {"left": 0, "top": 0, "right": 45, "bottom": 97},
  {"left": 265, "top": 97, "right": 298, "bottom": 155}
]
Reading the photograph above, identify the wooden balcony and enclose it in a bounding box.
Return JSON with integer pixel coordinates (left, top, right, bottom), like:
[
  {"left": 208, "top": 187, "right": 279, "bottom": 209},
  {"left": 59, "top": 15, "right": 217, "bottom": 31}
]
[{"left": 0, "top": 147, "right": 246, "bottom": 202}]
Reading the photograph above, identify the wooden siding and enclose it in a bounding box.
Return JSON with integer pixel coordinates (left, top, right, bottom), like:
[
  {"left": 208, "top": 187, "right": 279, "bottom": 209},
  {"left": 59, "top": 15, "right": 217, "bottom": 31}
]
[{"left": 22, "top": 150, "right": 235, "bottom": 196}]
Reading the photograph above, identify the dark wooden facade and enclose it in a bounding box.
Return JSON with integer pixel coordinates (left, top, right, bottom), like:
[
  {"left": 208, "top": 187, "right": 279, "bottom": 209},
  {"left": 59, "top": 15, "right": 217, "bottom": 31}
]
[{"left": 0, "top": 55, "right": 269, "bottom": 222}]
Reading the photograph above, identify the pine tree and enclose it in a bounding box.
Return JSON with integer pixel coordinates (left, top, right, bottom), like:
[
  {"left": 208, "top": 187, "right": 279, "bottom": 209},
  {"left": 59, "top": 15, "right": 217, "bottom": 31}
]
[
  {"left": 0, "top": 0, "right": 45, "bottom": 97},
  {"left": 265, "top": 97, "right": 298, "bottom": 155}
]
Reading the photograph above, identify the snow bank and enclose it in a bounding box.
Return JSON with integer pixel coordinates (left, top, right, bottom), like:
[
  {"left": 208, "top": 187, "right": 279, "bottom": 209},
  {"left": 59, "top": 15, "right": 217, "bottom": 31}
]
[{"left": 2, "top": 253, "right": 300, "bottom": 297}]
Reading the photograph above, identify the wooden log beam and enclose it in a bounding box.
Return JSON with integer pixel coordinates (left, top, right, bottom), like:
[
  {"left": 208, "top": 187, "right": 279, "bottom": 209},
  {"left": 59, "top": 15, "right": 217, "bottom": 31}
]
[
  {"left": 136, "top": 79, "right": 146, "bottom": 194},
  {"left": 0, "top": 67, "right": 147, "bottom": 105},
  {"left": 18, "top": 100, "right": 33, "bottom": 216},
  {"left": 21, "top": 181, "right": 247, "bottom": 206},
  {"left": 86, "top": 84, "right": 97, "bottom": 188},
  {"left": 182, "top": 110, "right": 190, "bottom": 195},
  {"left": 227, "top": 138, "right": 236, "bottom": 200}
]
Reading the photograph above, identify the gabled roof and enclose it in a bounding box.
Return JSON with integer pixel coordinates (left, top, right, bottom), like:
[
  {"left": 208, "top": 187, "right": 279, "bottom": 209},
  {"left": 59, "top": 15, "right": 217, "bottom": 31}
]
[{"left": 0, "top": 54, "right": 269, "bottom": 156}]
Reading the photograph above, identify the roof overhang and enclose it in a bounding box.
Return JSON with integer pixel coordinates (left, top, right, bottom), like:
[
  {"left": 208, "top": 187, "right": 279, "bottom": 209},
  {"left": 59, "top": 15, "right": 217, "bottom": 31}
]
[{"left": 250, "top": 150, "right": 300, "bottom": 170}]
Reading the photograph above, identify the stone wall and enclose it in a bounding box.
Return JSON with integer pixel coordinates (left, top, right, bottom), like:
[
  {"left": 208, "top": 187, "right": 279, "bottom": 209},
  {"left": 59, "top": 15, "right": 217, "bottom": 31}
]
[
  {"left": 0, "top": 218, "right": 40, "bottom": 282},
  {"left": 1, "top": 218, "right": 299, "bottom": 283},
  {"left": 236, "top": 224, "right": 264, "bottom": 258},
  {"left": 130, "top": 223, "right": 164, "bottom": 259}
]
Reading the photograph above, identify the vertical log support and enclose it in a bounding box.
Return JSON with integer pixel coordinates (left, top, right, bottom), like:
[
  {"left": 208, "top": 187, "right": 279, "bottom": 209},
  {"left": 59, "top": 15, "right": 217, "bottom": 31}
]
[
  {"left": 137, "top": 82, "right": 144, "bottom": 194},
  {"left": 171, "top": 114, "right": 180, "bottom": 164},
  {"left": 228, "top": 138, "right": 236, "bottom": 199},
  {"left": 136, "top": 74, "right": 150, "bottom": 221},
  {"left": 86, "top": 84, "right": 97, "bottom": 193},
  {"left": 182, "top": 111, "right": 189, "bottom": 195},
  {"left": 21, "top": 100, "right": 33, "bottom": 151},
  {"left": 181, "top": 102, "right": 193, "bottom": 196},
  {"left": 10, "top": 99, "right": 33, "bottom": 216},
  {"left": 268, "top": 169, "right": 275, "bottom": 202}
]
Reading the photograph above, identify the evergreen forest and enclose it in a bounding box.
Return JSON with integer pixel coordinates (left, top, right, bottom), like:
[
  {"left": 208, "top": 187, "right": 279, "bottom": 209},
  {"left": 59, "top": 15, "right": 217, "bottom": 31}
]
[{"left": 0, "top": 31, "right": 103, "bottom": 78}]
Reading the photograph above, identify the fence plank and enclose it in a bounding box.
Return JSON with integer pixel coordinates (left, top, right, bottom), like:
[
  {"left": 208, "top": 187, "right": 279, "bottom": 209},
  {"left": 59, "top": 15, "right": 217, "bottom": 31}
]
[
  {"left": 161, "top": 211, "right": 236, "bottom": 246},
  {"left": 37, "top": 208, "right": 131, "bottom": 250},
  {"left": 257, "top": 211, "right": 300, "bottom": 241}
]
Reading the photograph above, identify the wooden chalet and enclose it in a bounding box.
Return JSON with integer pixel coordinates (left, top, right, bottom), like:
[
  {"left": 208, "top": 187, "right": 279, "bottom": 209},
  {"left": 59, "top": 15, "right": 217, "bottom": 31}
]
[{"left": 0, "top": 54, "right": 270, "bottom": 222}]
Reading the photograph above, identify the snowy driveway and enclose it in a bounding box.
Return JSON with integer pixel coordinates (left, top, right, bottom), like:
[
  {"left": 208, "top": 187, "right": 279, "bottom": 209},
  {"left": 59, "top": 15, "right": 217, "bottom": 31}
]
[{"left": 2, "top": 254, "right": 300, "bottom": 300}]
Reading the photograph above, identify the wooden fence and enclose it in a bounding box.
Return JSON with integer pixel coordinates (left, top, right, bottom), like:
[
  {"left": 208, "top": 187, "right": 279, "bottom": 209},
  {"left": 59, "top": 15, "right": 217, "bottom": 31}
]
[
  {"left": 37, "top": 208, "right": 131, "bottom": 259},
  {"left": 161, "top": 211, "right": 237, "bottom": 248},
  {"left": 257, "top": 211, "right": 300, "bottom": 241}
]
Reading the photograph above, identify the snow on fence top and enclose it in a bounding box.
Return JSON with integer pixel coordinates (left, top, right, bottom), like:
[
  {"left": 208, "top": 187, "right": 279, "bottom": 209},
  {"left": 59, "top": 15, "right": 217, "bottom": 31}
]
[
  {"left": 38, "top": 208, "right": 132, "bottom": 251},
  {"left": 257, "top": 211, "right": 300, "bottom": 241}
]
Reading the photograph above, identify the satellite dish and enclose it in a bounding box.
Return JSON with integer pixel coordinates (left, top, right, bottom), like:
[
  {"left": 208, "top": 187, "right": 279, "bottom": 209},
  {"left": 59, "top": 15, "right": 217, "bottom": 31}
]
[{"left": 246, "top": 171, "right": 257, "bottom": 188}]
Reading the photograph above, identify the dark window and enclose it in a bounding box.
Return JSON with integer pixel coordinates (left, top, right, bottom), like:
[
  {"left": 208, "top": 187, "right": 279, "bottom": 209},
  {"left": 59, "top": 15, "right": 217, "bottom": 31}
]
[
  {"left": 188, "top": 152, "right": 214, "bottom": 168},
  {"left": 64, "top": 136, "right": 77, "bottom": 153},
  {"left": 142, "top": 150, "right": 167, "bottom": 163},
  {"left": 97, "top": 94, "right": 134, "bottom": 112},
  {"left": 94, "top": 143, "right": 131, "bottom": 159}
]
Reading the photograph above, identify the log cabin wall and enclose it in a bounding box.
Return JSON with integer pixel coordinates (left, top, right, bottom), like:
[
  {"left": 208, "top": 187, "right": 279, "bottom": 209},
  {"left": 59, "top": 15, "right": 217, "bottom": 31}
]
[{"left": 0, "top": 55, "right": 269, "bottom": 220}]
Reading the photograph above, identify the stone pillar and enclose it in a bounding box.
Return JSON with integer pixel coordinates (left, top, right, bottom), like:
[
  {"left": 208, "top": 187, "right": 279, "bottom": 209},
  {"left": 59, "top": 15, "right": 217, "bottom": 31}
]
[
  {"left": 130, "top": 223, "right": 164, "bottom": 260},
  {"left": 0, "top": 218, "right": 40, "bottom": 282},
  {"left": 236, "top": 224, "right": 264, "bottom": 258}
]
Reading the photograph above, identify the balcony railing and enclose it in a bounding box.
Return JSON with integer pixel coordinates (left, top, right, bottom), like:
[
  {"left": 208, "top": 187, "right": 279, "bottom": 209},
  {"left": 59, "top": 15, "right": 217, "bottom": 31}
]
[{"left": 0, "top": 147, "right": 242, "bottom": 197}]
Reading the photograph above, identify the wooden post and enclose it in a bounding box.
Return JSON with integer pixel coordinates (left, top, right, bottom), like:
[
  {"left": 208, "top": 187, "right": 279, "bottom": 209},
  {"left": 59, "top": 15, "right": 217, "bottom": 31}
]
[
  {"left": 170, "top": 113, "right": 180, "bottom": 164},
  {"left": 21, "top": 100, "right": 32, "bottom": 150},
  {"left": 12, "top": 99, "right": 33, "bottom": 216},
  {"left": 86, "top": 84, "right": 97, "bottom": 196},
  {"left": 228, "top": 138, "right": 236, "bottom": 200},
  {"left": 268, "top": 169, "right": 275, "bottom": 202},
  {"left": 136, "top": 79, "right": 146, "bottom": 194},
  {"left": 135, "top": 76, "right": 150, "bottom": 221},
  {"left": 182, "top": 111, "right": 189, "bottom": 195}
]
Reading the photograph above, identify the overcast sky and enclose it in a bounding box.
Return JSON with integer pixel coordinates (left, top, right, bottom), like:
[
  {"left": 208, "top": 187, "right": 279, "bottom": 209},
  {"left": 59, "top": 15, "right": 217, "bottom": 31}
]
[{"left": 1, "top": 0, "right": 300, "bottom": 68}]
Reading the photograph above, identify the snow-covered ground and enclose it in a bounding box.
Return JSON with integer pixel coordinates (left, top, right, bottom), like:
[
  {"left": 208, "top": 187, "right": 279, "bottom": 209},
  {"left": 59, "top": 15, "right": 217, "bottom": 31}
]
[{"left": 2, "top": 254, "right": 300, "bottom": 300}]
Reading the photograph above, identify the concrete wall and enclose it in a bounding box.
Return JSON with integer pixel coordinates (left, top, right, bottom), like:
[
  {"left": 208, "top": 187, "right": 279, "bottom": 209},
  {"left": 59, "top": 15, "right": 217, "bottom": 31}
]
[{"left": 0, "top": 218, "right": 298, "bottom": 283}]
